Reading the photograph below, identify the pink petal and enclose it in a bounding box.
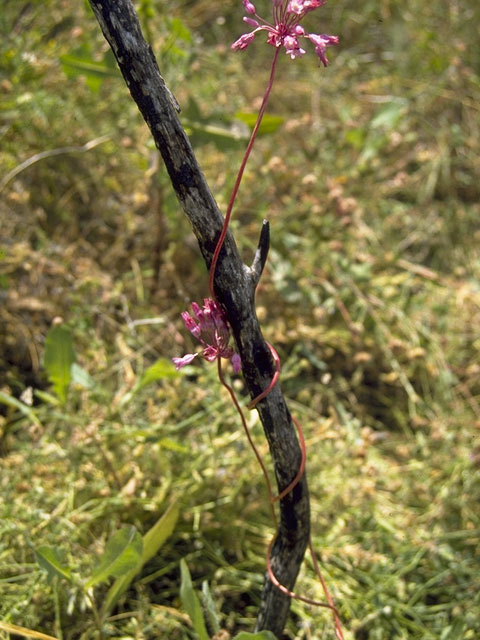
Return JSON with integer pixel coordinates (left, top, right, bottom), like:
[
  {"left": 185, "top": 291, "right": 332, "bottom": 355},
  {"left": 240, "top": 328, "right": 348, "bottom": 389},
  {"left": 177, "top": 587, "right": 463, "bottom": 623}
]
[
  {"left": 172, "top": 353, "right": 198, "bottom": 369},
  {"left": 181, "top": 311, "right": 201, "bottom": 338},
  {"left": 308, "top": 33, "right": 339, "bottom": 67},
  {"left": 232, "top": 32, "right": 256, "bottom": 51},
  {"left": 231, "top": 353, "right": 242, "bottom": 373}
]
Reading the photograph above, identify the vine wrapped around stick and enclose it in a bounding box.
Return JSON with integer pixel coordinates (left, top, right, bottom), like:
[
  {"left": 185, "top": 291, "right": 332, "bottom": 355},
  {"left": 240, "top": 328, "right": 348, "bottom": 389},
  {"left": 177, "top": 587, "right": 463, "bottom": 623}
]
[{"left": 88, "top": 1, "right": 343, "bottom": 636}]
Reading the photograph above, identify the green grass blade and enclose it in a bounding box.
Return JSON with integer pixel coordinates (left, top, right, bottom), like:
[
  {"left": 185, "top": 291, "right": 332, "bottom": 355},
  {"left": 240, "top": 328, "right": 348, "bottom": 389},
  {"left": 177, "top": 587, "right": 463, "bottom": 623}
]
[
  {"left": 232, "top": 632, "right": 278, "bottom": 640},
  {"left": 179, "top": 559, "right": 209, "bottom": 640},
  {"left": 0, "top": 390, "right": 41, "bottom": 425}
]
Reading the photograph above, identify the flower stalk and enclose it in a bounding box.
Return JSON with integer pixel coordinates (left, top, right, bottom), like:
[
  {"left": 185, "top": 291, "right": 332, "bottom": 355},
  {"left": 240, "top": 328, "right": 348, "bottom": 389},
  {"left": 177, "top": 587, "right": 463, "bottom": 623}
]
[
  {"left": 208, "top": 46, "right": 281, "bottom": 298},
  {"left": 174, "top": 1, "right": 343, "bottom": 635}
]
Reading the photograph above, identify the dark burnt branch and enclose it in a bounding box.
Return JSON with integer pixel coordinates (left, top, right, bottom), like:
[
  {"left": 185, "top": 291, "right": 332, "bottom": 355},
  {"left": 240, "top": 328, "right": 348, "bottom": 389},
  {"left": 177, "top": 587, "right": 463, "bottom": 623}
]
[
  {"left": 250, "top": 219, "right": 270, "bottom": 287},
  {"left": 88, "top": 1, "right": 310, "bottom": 636}
]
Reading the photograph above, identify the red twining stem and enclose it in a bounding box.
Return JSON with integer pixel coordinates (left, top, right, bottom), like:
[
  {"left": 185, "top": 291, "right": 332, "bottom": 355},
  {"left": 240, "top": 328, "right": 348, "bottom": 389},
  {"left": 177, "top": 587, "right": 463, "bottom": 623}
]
[
  {"left": 310, "top": 539, "right": 346, "bottom": 640},
  {"left": 217, "top": 358, "right": 276, "bottom": 520},
  {"left": 266, "top": 534, "right": 339, "bottom": 613},
  {"left": 209, "top": 45, "right": 344, "bottom": 639},
  {"left": 219, "top": 355, "right": 344, "bottom": 630},
  {"left": 248, "top": 347, "right": 343, "bottom": 633},
  {"left": 247, "top": 342, "right": 281, "bottom": 410},
  {"left": 248, "top": 342, "right": 306, "bottom": 503},
  {"left": 208, "top": 48, "right": 281, "bottom": 300}
]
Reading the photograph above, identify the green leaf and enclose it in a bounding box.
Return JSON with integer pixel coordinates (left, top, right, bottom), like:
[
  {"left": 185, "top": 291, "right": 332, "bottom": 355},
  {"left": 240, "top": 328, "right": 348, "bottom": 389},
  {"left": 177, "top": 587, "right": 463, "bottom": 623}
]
[
  {"left": 85, "top": 526, "right": 142, "bottom": 590},
  {"left": 181, "top": 97, "right": 249, "bottom": 151},
  {"left": 345, "top": 127, "right": 365, "bottom": 149},
  {"left": 142, "top": 503, "right": 178, "bottom": 559},
  {"left": 180, "top": 559, "right": 209, "bottom": 640},
  {"left": 159, "top": 16, "right": 193, "bottom": 62},
  {"left": 235, "top": 112, "right": 285, "bottom": 135},
  {"left": 35, "top": 546, "right": 72, "bottom": 582},
  {"left": 370, "top": 99, "right": 407, "bottom": 130},
  {"left": 0, "top": 390, "right": 41, "bottom": 425},
  {"left": 185, "top": 119, "right": 247, "bottom": 151},
  {"left": 34, "top": 389, "right": 62, "bottom": 406},
  {"left": 232, "top": 633, "right": 278, "bottom": 640},
  {"left": 120, "top": 358, "right": 179, "bottom": 406},
  {"left": 43, "top": 325, "right": 75, "bottom": 404},
  {"left": 440, "top": 620, "right": 465, "bottom": 640},
  {"left": 101, "top": 500, "right": 179, "bottom": 618},
  {"left": 168, "top": 17, "right": 193, "bottom": 44},
  {"left": 137, "top": 359, "right": 179, "bottom": 389},
  {"left": 60, "top": 54, "right": 119, "bottom": 78},
  {"left": 60, "top": 45, "right": 118, "bottom": 92}
]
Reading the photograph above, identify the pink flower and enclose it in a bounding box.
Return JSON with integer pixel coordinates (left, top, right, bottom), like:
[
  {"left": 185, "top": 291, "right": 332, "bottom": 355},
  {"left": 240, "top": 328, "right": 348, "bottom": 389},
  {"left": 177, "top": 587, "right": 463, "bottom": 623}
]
[
  {"left": 172, "top": 299, "right": 242, "bottom": 373},
  {"left": 231, "top": 0, "right": 338, "bottom": 66},
  {"left": 283, "top": 35, "right": 306, "bottom": 59},
  {"left": 232, "top": 31, "right": 257, "bottom": 51},
  {"left": 307, "top": 32, "right": 339, "bottom": 66}
]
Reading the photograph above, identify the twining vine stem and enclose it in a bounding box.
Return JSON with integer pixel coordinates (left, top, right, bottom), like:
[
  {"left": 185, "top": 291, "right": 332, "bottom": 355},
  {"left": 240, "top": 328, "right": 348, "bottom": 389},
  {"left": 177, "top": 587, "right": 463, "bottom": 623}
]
[
  {"left": 208, "top": 47, "right": 280, "bottom": 298},
  {"left": 88, "top": 0, "right": 343, "bottom": 636},
  {"left": 209, "top": 47, "right": 345, "bottom": 640}
]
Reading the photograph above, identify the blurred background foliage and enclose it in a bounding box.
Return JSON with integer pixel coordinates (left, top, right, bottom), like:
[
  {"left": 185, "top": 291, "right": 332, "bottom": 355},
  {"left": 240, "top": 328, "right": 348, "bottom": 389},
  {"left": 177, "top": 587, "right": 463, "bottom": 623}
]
[{"left": 1, "top": 0, "right": 479, "bottom": 639}]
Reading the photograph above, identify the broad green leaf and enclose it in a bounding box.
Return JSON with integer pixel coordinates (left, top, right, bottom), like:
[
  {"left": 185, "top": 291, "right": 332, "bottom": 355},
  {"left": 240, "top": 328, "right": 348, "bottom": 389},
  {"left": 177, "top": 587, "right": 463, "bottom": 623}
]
[
  {"left": 180, "top": 559, "right": 209, "bottom": 640},
  {"left": 137, "top": 359, "right": 179, "bottom": 389},
  {"left": 102, "top": 500, "right": 179, "bottom": 618},
  {"left": 85, "top": 526, "right": 142, "bottom": 589},
  {"left": 120, "top": 358, "right": 179, "bottom": 406},
  {"left": 34, "top": 546, "right": 72, "bottom": 582},
  {"left": 142, "top": 502, "right": 178, "bottom": 558},
  {"left": 43, "top": 325, "right": 75, "bottom": 404},
  {"left": 235, "top": 112, "right": 285, "bottom": 135},
  {"left": 0, "top": 390, "right": 41, "bottom": 425},
  {"left": 232, "top": 633, "right": 278, "bottom": 640}
]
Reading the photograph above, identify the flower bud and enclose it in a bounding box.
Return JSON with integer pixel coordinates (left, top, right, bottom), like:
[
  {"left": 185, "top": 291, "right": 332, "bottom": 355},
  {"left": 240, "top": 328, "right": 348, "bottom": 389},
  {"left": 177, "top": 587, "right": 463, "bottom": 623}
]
[{"left": 242, "top": 0, "right": 256, "bottom": 14}]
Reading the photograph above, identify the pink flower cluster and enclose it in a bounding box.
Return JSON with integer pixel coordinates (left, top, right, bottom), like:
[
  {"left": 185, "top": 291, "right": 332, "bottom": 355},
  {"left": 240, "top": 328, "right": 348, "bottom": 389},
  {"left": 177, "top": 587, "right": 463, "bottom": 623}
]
[
  {"left": 232, "top": 0, "right": 338, "bottom": 65},
  {"left": 172, "top": 299, "right": 242, "bottom": 373}
]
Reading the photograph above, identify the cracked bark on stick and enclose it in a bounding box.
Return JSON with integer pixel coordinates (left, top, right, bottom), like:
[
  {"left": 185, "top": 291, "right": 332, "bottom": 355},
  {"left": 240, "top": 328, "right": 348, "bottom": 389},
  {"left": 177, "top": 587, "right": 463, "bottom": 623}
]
[{"left": 88, "top": 1, "right": 310, "bottom": 636}]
